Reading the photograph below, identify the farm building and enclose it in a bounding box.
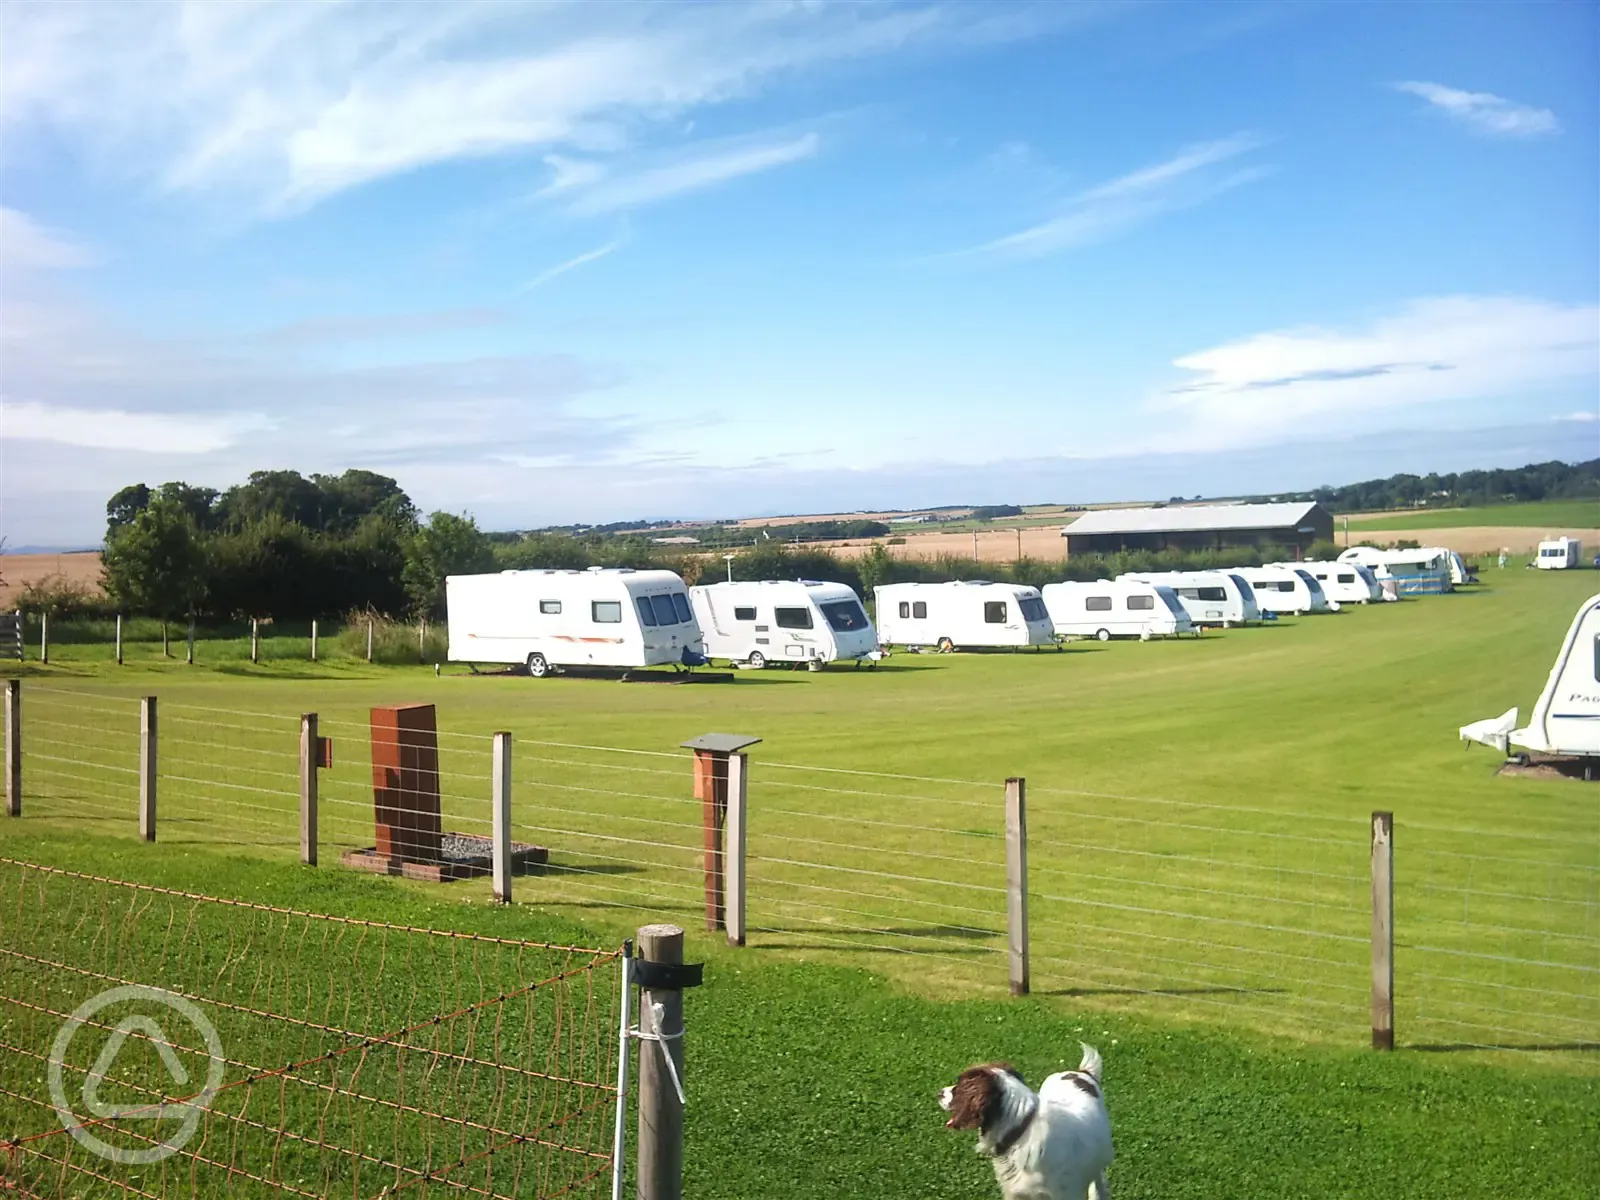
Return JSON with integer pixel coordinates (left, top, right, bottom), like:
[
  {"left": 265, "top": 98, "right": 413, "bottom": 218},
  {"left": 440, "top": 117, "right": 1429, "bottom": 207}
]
[{"left": 1061, "top": 502, "right": 1334, "bottom": 557}]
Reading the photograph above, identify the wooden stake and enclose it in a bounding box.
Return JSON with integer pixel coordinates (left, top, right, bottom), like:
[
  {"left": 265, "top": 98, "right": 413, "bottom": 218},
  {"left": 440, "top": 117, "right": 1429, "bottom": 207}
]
[
  {"left": 185, "top": 617, "right": 195, "bottom": 665},
  {"left": 1006, "top": 777, "right": 1030, "bottom": 996},
  {"left": 251, "top": 617, "right": 260, "bottom": 664},
  {"left": 299, "top": 713, "right": 319, "bottom": 866},
  {"left": 139, "top": 696, "right": 157, "bottom": 841},
  {"left": 492, "top": 731, "right": 512, "bottom": 904},
  {"left": 636, "top": 923, "right": 685, "bottom": 1200},
  {"left": 367, "top": 619, "right": 374, "bottom": 663},
  {"left": 1371, "top": 811, "right": 1394, "bottom": 1050},
  {"left": 39, "top": 613, "right": 48, "bottom": 665},
  {"left": 310, "top": 619, "right": 318, "bottom": 662},
  {"left": 115, "top": 613, "right": 123, "bottom": 666},
  {"left": 5, "top": 680, "right": 19, "bottom": 817},
  {"left": 725, "top": 752, "right": 748, "bottom": 947}
]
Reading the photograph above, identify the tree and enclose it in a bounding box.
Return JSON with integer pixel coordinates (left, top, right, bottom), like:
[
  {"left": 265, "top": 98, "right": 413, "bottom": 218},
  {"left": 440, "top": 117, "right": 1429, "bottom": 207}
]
[
  {"left": 102, "top": 496, "right": 208, "bottom": 650},
  {"left": 105, "top": 484, "right": 152, "bottom": 535},
  {"left": 155, "top": 481, "right": 221, "bottom": 530},
  {"left": 403, "top": 512, "right": 495, "bottom": 618},
  {"left": 217, "top": 470, "right": 325, "bottom": 530},
  {"left": 312, "top": 469, "right": 417, "bottom": 533}
]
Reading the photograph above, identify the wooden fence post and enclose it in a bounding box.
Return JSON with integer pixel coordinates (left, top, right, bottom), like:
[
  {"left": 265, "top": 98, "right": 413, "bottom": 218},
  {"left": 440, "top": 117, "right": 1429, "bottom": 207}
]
[
  {"left": 636, "top": 924, "right": 685, "bottom": 1200},
  {"left": 492, "top": 731, "right": 512, "bottom": 904},
  {"left": 1005, "top": 777, "right": 1030, "bottom": 996},
  {"left": 39, "top": 613, "right": 48, "bottom": 665},
  {"left": 725, "top": 752, "right": 748, "bottom": 947},
  {"left": 698, "top": 752, "right": 726, "bottom": 932},
  {"left": 310, "top": 619, "right": 318, "bottom": 663},
  {"left": 139, "top": 696, "right": 157, "bottom": 841},
  {"left": 115, "top": 614, "right": 123, "bottom": 666},
  {"left": 185, "top": 617, "right": 195, "bottom": 666},
  {"left": 1371, "top": 811, "right": 1394, "bottom": 1050},
  {"left": 366, "top": 619, "right": 374, "bottom": 663},
  {"left": 5, "top": 679, "right": 19, "bottom": 817},
  {"left": 299, "top": 713, "right": 319, "bottom": 866},
  {"left": 161, "top": 620, "right": 169, "bottom": 658},
  {"left": 251, "top": 618, "right": 260, "bottom": 664},
  {"left": 419, "top": 619, "right": 427, "bottom": 663}
]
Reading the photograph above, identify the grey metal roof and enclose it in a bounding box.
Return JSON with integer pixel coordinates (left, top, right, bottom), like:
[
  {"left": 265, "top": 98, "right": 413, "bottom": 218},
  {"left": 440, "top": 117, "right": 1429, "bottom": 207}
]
[
  {"left": 1062, "top": 502, "right": 1324, "bottom": 536},
  {"left": 681, "top": 733, "right": 763, "bottom": 754}
]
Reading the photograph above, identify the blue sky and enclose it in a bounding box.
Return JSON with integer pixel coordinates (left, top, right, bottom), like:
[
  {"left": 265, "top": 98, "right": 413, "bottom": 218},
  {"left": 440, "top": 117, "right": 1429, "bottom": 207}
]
[{"left": 1, "top": 0, "right": 1596, "bottom": 544}]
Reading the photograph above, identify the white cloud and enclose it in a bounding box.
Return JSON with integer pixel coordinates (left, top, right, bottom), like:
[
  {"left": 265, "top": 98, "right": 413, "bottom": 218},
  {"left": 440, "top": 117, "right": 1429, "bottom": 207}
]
[
  {"left": 0, "top": 1, "right": 1064, "bottom": 214},
  {"left": 1162, "top": 295, "right": 1600, "bottom": 446},
  {"left": 0, "top": 400, "right": 268, "bottom": 453},
  {"left": 516, "top": 236, "right": 625, "bottom": 293},
  {"left": 1394, "top": 81, "right": 1560, "bottom": 137},
  {"left": 0, "top": 206, "right": 96, "bottom": 269},
  {"left": 560, "top": 132, "right": 821, "bottom": 215},
  {"left": 942, "top": 133, "right": 1269, "bottom": 263}
]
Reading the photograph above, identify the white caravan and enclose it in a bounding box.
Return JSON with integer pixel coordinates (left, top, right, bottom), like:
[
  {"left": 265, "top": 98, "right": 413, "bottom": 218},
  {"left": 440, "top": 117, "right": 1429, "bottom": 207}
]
[
  {"left": 688, "top": 579, "right": 879, "bottom": 669},
  {"left": 1119, "top": 570, "right": 1260, "bottom": 627},
  {"left": 1273, "top": 561, "right": 1382, "bottom": 606},
  {"left": 1042, "top": 580, "right": 1194, "bottom": 640},
  {"left": 1337, "top": 547, "right": 1453, "bottom": 595},
  {"left": 446, "top": 568, "right": 705, "bottom": 677},
  {"left": 874, "top": 581, "right": 1055, "bottom": 651},
  {"left": 1536, "top": 537, "right": 1583, "bottom": 570},
  {"left": 1461, "top": 592, "right": 1600, "bottom": 759},
  {"left": 1233, "top": 566, "right": 1335, "bottom": 614}
]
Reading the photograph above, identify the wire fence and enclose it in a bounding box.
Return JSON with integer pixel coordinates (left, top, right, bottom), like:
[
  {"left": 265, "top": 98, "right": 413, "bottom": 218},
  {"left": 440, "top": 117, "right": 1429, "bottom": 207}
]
[
  {"left": 10, "top": 683, "right": 1597, "bottom": 1059},
  {"left": 0, "top": 857, "right": 623, "bottom": 1199}
]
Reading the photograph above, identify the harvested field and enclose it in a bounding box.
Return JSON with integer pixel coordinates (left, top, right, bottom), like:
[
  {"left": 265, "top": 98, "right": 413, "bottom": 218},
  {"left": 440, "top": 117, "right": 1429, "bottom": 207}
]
[{"left": 0, "top": 551, "right": 104, "bottom": 606}]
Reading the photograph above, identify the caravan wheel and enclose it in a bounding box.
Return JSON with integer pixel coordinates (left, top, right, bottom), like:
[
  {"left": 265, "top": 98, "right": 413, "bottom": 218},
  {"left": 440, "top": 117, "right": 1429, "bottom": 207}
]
[
  {"left": 527, "top": 653, "right": 550, "bottom": 678},
  {"left": 747, "top": 651, "right": 767, "bottom": 670},
  {"left": 1096, "top": 628, "right": 1111, "bottom": 642}
]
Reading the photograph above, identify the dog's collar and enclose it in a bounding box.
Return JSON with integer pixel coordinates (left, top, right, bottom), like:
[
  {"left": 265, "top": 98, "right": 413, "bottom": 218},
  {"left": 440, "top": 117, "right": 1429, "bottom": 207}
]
[{"left": 988, "top": 1094, "right": 1039, "bottom": 1157}]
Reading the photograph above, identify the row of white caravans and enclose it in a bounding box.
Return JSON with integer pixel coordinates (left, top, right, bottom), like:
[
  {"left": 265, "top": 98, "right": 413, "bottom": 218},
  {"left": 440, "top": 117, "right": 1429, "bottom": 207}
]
[{"left": 446, "top": 569, "right": 883, "bottom": 675}]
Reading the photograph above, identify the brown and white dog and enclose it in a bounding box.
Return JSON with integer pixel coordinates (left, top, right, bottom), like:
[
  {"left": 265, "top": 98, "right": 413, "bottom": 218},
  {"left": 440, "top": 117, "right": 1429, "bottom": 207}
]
[{"left": 938, "top": 1044, "right": 1113, "bottom": 1200}]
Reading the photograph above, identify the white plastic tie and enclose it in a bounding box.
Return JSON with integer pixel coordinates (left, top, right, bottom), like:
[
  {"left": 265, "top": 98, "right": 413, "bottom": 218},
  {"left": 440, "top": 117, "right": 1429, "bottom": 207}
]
[{"left": 628, "top": 1001, "right": 686, "bottom": 1107}]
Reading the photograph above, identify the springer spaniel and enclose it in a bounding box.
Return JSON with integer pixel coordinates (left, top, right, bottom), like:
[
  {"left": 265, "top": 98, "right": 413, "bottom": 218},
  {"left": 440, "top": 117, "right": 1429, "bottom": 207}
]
[{"left": 938, "top": 1044, "right": 1113, "bottom": 1200}]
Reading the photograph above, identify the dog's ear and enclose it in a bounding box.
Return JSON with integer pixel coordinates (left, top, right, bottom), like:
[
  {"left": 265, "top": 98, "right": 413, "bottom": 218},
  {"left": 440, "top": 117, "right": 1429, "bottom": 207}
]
[{"left": 943, "top": 1067, "right": 996, "bottom": 1131}]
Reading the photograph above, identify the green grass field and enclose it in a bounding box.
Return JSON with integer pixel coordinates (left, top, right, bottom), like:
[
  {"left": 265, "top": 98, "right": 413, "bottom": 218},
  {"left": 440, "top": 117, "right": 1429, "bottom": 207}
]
[
  {"left": 1346, "top": 499, "right": 1599, "bottom": 530},
  {"left": 3, "top": 568, "right": 1598, "bottom": 1196}
]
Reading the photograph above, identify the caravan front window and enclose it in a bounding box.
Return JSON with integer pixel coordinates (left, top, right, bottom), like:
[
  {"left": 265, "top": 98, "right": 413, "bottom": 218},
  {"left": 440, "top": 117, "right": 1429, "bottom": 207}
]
[
  {"left": 650, "top": 594, "right": 679, "bottom": 625},
  {"left": 1018, "top": 596, "right": 1047, "bottom": 622},
  {"left": 820, "top": 600, "right": 869, "bottom": 632},
  {"left": 672, "top": 593, "right": 692, "bottom": 623},
  {"left": 592, "top": 601, "right": 622, "bottom": 624},
  {"left": 1158, "top": 591, "right": 1187, "bottom": 616},
  {"left": 775, "top": 607, "right": 813, "bottom": 630},
  {"left": 636, "top": 597, "right": 657, "bottom": 627},
  {"left": 983, "top": 601, "right": 1007, "bottom": 624}
]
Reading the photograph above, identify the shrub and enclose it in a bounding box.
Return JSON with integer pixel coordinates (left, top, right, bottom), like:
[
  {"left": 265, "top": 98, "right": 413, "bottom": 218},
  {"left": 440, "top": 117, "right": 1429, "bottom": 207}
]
[
  {"left": 15, "top": 574, "right": 115, "bottom": 618},
  {"left": 332, "top": 610, "right": 447, "bottom": 664}
]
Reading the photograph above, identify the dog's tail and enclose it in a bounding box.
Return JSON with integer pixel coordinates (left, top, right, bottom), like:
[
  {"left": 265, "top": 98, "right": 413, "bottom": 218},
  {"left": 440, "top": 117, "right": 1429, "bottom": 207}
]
[{"left": 1077, "top": 1043, "right": 1103, "bottom": 1083}]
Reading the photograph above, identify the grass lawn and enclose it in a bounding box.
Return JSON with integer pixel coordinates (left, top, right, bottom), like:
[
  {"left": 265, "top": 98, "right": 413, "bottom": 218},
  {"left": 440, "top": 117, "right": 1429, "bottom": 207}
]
[
  {"left": 2, "top": 569, "right": 1597, "bottom": 1195},
  {"left": 1345, "top": 499, "right": 1599, "bottom": 530}
]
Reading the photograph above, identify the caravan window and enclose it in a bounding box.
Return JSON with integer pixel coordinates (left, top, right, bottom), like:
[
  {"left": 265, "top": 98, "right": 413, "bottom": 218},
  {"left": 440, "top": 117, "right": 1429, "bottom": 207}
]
[
  {"left": 636, "top": 597, "right": 657, "bottom": 627},
  {"left": 1594, "top": 634, "right": 1599, "bottom": 682},
  {"left": 1126, "top": 595, "right": 1154, "bottom": 611},
  {"left": 1085, "top": 596, "right": 1113, "bottom": 612},
  {"left": 983, "top": 601, "right": 1007, "bottom": 623},
  {"left": 820, "top": 600, "right": 870, "bottom": 632},
  {"left": 645, "top": 594, "right": 676, "bottom": 625},
  {"left": 672, "top": 593, "right": 692, "bottom": 623},
  {"left": 898, "top": 602, "right": 910, "bottom": 619},
  {"left": 592, "top": 601, "right": 622, "bottom": 624},
  {"left": 1018, "top": 596, "right": 1048, "bottom": 623},
  {"left": 1196, "top": 586, "right": 1226, "bottom": 601},
  {"left": 734, "top": 606, "right": 757, "bottom": 622},
  {"left": 913, "top": 601, "right": 927, "bottom": 619},
  {"left": 540, "top": 600, "right": 562, "bottom": 615},
  {"left": 775, "top": 607, "right": 813, "bottom": 630},
  {"left": 1337, "top": 573, "right": 1356, "bottom": 584}
]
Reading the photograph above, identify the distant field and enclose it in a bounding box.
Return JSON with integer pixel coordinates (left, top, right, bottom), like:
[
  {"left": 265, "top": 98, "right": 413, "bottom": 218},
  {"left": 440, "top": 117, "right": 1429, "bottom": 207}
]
[
  {"left": 1347, "top": 499, "right": 1598, "bottom": 530},
  {"left": 0, "top": 550, "right": 103, "bottom": 606}
]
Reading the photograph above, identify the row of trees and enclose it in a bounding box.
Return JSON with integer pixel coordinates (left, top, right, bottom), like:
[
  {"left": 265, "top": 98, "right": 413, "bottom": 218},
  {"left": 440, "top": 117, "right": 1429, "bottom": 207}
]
[{"left": 1254, "top": 458, "right": 1599, "bottom": 513}]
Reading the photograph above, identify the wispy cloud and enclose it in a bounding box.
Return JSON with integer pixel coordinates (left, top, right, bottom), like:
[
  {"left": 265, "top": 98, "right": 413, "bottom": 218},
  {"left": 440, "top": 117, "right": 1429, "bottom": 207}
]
[
  {"left": 0, "top": 2, "right": 1070, "bottom": 215},
  {"left": 554, "top": 132, "right": 821, "bottom": 216},
  {"left": 1, "top": 400, "right": 269, "bottom": 454},
  {"left": 517, "top": 236, "right": 625, "bottom": 293},
  {"left": 1394, "top": 81, "right": 1560, "bottom": 137},
  {"left": 941, "top": 133, "right": 1270, "bottom": 263},
  {"left": 1160, "top": 295, "right": 1600, "bottom": 447},
  {"left": 0, "top": 207, "right": 96, "bottom": 270}
]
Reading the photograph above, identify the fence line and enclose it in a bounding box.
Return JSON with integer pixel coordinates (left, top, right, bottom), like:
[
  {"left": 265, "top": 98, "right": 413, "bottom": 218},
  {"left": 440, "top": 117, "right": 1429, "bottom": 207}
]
[{"left": 13, "top": 683, "right": 1596, "bottom": 1058}]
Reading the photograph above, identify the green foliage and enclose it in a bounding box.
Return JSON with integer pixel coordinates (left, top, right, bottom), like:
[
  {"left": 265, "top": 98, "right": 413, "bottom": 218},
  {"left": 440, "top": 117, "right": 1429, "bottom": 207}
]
[
  {"left": 13, "top": 573, "right": 114, "bottom": 618},
  {"left": 403, "top": 512, "right": 495, "bottom": 618},
  {"left": 102, "top": 495, "right": 208, "bottom": 618},
  {"left": 1306, "top": 539, "right": 1344, "bottom": 561},
  {"left": 970, "top": 504, "right": 1023, "bottom": 520},
  {"left": 330, "top": 610, "right": 448, "bottom": 663},
  {"left": 1258, "top": 457, "right": 1598, "bottom": 513}
]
